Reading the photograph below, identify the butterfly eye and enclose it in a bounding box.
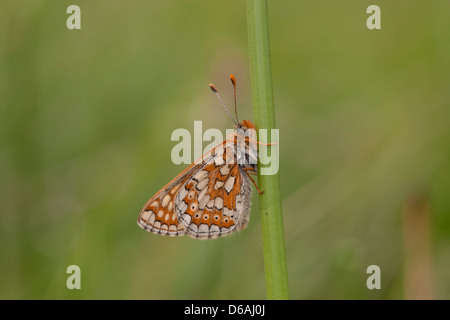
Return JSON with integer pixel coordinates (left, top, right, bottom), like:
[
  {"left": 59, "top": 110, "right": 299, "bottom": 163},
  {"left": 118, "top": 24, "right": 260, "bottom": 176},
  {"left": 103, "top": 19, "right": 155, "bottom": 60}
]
[
  {"left": 190, "top": 203, "right": 198, "bottom": 211},
  {"left": 194, "top": 212, "right": 201, "bottom": 219},
  {"left": 223, "top": 217, "right": 229, "bottom": 223},
  {"left": 214, "top": 215, "right": 220, "bottom": 221},
  {"left": 187, "top": 190, "right": 195, "bottom": 200},
  {"left": 203, "top": 214, "right": 209, "bottom": 220}
]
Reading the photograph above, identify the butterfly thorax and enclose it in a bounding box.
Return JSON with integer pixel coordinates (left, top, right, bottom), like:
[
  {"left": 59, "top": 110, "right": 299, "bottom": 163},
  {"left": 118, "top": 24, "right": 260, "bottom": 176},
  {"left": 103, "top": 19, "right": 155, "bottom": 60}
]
[{"left": 231, "top": 120, "right": 258, "bottom": 172}]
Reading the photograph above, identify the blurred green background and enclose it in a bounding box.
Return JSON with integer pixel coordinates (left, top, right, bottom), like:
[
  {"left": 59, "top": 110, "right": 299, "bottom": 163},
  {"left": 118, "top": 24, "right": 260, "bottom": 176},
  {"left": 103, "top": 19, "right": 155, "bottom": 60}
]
[{"left": 1, "top": 0, "right": 449, "bottom": 299}]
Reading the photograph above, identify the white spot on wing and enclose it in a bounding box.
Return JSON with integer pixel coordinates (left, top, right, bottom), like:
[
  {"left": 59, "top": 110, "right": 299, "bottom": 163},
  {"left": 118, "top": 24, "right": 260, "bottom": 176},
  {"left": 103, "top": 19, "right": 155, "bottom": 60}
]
[
  {"left": 177, "top": 187, "right": 188, "bottom": 201},
  {"left": 220, "top": 166, "right": 230, "bottom": 175},
  {"left": 180, "top": 213, "right": 191, "bottom": 225},
  {"left": 210, "top": 225, "right": 220, "bottom": 236},
  {"left": 214, "top": 155, "right": 224, "bottom": 166},
  {"left": 151, "top": 201, "right": 159, "bottom": 208},
  {"left": 193, "top": 170, "right": 208, "bottom": 182},
  {"left": 198, "top": 187, "right": 207, "bottom": 203},
  {"left": 215, "top": 197, "right": 223, "bottom": 210},
  {"left": 199, "top": 194, "right": 210, "bottom": 210},
  {"left": 196, "top": 178, "right": 208, "bottom": 191},
  {"left": 148, "top": 212, "right": 155, "bottom": 225},
  {"left": 224, "top": 176, "right": 235, "bottom": 193},
  {"left": 176, "top": 201, "right": 188, "bottom": 215},
  {"left": 188, "top": 223, "right": 198, "bottom": 234},
  {"left": 168, "top": 225, "right": 178, "bottom": 235},
  {"left": 214, "top": 181, "right": 224, "bottom": 190},
  {"left": 141, "top": 211, "right": 151, "bottom": 221},
  {"left": 223, "top": 207, "right": 235, "bottom": 217},
  {"left": 170, "top": 183, "right": 181, "bottom": 195},
  {"left": 161, "top": 194, "right": 171, "bottom": 208},
  {"left": 159, "top": 224, "right": 168, "bottom": 234},
  {"left": 198, "top": 224, "right": 209, "bottom": 236}
]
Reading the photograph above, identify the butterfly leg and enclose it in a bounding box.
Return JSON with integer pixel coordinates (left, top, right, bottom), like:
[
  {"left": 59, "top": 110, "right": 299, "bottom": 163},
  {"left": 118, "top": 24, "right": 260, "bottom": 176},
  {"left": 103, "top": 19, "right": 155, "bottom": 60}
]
[
  {"left": 258, "top": 142, "right": 278, "bottom": 146},
  {"left": 245, "top": 137, "right": 278, "bottom": 147},
  {"left": 243, "top": 167, "right": 264, "bottom": 195},
  {"left": 256, "top": 140, "right": 278, "bottom": 146}
]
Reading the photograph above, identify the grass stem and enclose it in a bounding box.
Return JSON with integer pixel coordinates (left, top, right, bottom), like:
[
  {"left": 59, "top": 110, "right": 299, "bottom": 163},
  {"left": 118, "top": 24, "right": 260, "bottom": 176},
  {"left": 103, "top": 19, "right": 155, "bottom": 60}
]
[{"left": 247, "top": 0, "right": 289, "bottom": 300}]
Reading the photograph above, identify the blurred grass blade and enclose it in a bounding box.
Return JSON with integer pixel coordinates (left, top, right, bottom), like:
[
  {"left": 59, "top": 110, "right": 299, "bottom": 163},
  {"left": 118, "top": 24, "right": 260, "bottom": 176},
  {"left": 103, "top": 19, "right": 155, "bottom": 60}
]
[{"left": 247, "top": 0, "right": 289, "bottom": 299}]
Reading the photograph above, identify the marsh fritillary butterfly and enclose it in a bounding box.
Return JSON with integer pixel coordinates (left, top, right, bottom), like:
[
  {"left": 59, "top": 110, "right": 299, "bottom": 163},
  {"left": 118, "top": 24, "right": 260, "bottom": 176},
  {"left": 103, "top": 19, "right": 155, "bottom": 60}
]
[{"left": 137, "top": 75, "right": 264, "bottom": 239}]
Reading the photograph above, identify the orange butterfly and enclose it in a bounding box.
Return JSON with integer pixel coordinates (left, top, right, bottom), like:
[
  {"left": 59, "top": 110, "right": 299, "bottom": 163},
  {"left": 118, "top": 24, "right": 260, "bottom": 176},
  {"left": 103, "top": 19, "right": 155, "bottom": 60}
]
[{"left": 137, "top": 75, "right": 264, "bottom": 239}]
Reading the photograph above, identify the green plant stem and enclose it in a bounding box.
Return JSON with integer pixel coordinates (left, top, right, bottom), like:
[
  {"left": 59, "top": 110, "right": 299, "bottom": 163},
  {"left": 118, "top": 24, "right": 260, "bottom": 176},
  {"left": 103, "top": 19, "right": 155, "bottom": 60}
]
[{"left": 247, "top": 0, "right": 289, "bottom": 300}]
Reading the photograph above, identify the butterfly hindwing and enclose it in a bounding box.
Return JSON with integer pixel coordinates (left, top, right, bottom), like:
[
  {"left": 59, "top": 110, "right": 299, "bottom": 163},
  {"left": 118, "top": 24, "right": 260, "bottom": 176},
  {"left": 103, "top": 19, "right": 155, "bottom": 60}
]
[{"left": 175, "top": 143, "right": 253, "bottom": 239}]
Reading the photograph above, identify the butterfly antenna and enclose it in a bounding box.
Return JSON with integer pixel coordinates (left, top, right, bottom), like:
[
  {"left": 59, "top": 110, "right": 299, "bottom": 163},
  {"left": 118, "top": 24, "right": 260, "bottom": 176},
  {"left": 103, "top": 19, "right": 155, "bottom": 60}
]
[
  {"left": 209, "top": 83, "right": 239, "bottom": 127},
  {"left": 229, "top": 74, "right": 240, "bottom": 125}
]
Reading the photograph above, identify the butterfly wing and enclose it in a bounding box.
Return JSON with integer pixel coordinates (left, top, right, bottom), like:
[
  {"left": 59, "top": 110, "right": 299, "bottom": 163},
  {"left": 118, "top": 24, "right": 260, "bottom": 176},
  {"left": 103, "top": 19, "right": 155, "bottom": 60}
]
[
  {"left": 175, "top": 142, "right": 253, "bottom": 239},
  {"left": 137, "top": 162, "right": 202, "bottom": 236},
  {"left": 138, "top": 139, "right": 255, "bottom": 239}
]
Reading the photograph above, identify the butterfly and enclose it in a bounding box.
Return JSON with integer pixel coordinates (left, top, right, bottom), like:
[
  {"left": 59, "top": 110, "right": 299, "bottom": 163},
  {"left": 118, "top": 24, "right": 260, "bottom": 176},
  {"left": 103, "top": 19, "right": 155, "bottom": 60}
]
[{"left": 137, "top": 74, "right": 265, "bottom": 239}]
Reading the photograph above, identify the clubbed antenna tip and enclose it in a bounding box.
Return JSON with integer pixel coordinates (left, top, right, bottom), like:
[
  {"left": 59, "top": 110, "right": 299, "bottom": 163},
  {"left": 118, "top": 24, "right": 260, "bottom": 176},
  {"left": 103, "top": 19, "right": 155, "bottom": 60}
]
[
  {"left": 209, "top": 84, "right": 218, "bottom": 93},
  {"left": 230, "top": 74, "right": 236, "bottom": 86}
]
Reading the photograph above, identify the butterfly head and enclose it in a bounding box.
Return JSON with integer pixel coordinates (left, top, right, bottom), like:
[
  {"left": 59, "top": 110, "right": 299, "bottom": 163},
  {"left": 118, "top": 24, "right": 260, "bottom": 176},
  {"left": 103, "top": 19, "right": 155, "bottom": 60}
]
[{"left": 236, "top": 119, "right": 256, "bottom": 133}]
